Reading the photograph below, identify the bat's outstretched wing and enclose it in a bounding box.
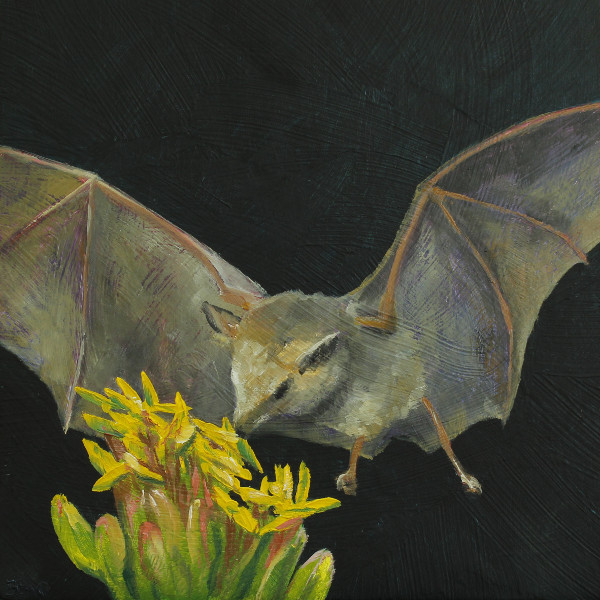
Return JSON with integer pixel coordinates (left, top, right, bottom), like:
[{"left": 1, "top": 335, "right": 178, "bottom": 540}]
[
  {"left": 348, "top": 104, "right": 600, "bottom": 452},
  {"left": 0, "top": 148, "right": 266, "bottom": 433}
]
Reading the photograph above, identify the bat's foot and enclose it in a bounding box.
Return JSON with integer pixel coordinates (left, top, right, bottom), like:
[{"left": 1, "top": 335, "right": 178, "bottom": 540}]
[
  {"left": 421, "top": 397, "right": 483, "bottom": 496},
  {"left": 336, "top": 471, "right": 357, "bottom": 496},
  {"left": 460, "top": 472, "right": 482, "bottom": 495},
  {"left": 336, "top": 436, "right": 366, "bottom": 495}
]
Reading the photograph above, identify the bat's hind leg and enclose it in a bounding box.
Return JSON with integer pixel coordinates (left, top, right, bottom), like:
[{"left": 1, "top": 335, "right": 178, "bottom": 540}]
[
  {"left": 421, "top": 397, "right": 482, "bottom": 495},
  {"left": 336, "top": 436, "right": 366, "bottom": 495}
]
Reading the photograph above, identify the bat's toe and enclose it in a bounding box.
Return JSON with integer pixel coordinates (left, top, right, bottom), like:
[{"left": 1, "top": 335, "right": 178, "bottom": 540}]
[
  {"left": 461, "top": 473, "right": 482, "bottom": 495},
  {"left": 336, "top": 471, "right": 357, "bottom": 496}
]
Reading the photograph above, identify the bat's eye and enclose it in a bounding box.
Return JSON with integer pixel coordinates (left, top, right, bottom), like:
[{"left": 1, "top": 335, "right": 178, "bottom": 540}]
[
  {"left": 272, "top": 378, "right": 291, "bottom": 400},
  {"left": 297, "top": 332, "right": 340, "bottom": 375}
]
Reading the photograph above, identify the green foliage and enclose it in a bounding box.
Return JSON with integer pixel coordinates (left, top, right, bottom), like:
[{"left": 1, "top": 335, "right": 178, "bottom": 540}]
[{"left": 52, "top": 373, "right": 339, "bottom": 600}]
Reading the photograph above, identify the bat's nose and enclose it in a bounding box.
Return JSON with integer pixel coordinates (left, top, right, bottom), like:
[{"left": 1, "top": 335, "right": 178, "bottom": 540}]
[
  {"left": 233, "top": 404, "right": 268, "bottom": 434},
  {"left": 233, "top": 407, "right": 253, "bottom": 433}
]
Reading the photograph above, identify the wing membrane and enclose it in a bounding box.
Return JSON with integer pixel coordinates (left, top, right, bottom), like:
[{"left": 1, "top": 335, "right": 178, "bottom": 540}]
[
  {"left": 349, "top": 104, "right": 600, "bottom": 450},
  {"left": 0, "top": 148, "right": 267, "bottom": 433}
]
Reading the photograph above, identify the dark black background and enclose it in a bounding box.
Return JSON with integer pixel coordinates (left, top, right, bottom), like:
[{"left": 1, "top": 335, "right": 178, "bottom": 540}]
[{"left": 2, "top": 1, "right": 600, "bottom": 598}]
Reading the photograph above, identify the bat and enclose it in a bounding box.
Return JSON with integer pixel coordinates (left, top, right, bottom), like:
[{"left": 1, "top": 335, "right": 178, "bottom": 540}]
[{"left": 2, "top": 103, "right": 600, "bottom": 496}]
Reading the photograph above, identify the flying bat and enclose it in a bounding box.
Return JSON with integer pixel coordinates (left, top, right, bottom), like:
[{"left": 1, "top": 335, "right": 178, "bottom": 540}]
[{"left": 2, "top": 103, "right": 600, "bottom": 496}]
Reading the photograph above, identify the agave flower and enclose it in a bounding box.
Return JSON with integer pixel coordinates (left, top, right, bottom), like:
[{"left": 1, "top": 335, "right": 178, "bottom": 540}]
[{"left": 52, "top": 373, "right": 339, "bottom": 600}]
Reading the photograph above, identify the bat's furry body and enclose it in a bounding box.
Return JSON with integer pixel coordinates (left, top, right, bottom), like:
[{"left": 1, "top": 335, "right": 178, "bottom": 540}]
[{"left": 2, "top": 103, "right": 600, "bottom": 472}]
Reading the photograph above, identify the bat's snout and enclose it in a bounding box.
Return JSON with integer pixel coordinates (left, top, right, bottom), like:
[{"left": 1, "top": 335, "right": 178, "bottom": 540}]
[{"left": 233, "top": 406, "right": 270, "bottom": 435}]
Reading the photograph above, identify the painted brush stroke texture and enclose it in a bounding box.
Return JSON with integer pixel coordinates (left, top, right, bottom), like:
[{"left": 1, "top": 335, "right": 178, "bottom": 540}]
[
  {"left": 2, "top": 104, "right": 600, "bottom": 497},
  {"left": 2, "top": 3, "right": 600, "bottom": 599}
]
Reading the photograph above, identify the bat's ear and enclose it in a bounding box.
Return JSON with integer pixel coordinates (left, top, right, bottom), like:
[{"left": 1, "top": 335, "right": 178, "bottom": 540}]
[
  {"left": 296, "top": 332, "right": 340, "bottom": 374},
  {"left": 202, "top": 302, "right": 241, "bottom": 338}
]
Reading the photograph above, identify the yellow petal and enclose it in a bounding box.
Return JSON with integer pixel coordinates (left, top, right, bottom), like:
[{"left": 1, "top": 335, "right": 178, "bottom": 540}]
[
  {"left": 82, "top": 439, "right": 120, "bottom": 475},
  {"left": 221, "top": 417, "right": 235, "bottom": 432},
  {"left": 279, "top": 497, "right": 341, "bottom": 516},
  {"left": 303, "top": 497, "right": 341, "bottom": 512},
  {"left": 151, "top": 402, "right": 178, "bottom": 414},
  {"left": 104, "top": 388, "right": 140, "bottom": 413},
  {"left": 116, "top": 377, "right": 141, "bottom": 403},
  {"left": 108, "top": 410, "right": 143, "bottom": 434},
  {"left": 201, "top": 462, "right": 238, "bottom": 490},
  {"left": 237, "top": 487, "right": 276, "bottom": 507},
  {"left": 122, "top": 453, "right": 163, "bottom": 483},
  {"left": 259, "top": 515, "right": 302, "bottom": 535},
  {"left": 232, "top": 506, "right": 258, "bottom": 533},
  {"left": 212, "top": 488, "right": 258, "bottom": 533},
  {"left": 174, "top": 391, "right": 187, "bottom": 412},
  {"left": 270, "top": 465, "right": 293, "bottom": 501},
  {"left": 295, "top": 462, "right": 310, "bottom": 504},
  {"left": 142, "top": 410, "right": 168, "bottom": 430},
  {"left": 141, "top": 371, "right": 159, "bottom": 406},
  {"left": 212, "top": 486, "right": 239, "bottom": 515},
  {"left": 260, "top": 476, "right": 270, "bottom": 494},
  {"left": 163, "top": 408, "right": 195, "bottom": 446},
  {"left": 82, "top": 413, "right": 124, "bottom": 437},
  {"left": 282, "top": 465, "right": 294, "bottom": 500},
  {"left": 92, "top": 463, "right": 130, "bottom": 492},
  {"left": 195, "top": 419, "right": 239, "bottom": 445},
  {"left": 75, "top": 387, "right": 116, "bottom": 412},
  {"left": 121, "top": 433, "right": 148, "bottom": 462},
  {"left": 200, "top": 446, "right": 251, "bottom": 479}
]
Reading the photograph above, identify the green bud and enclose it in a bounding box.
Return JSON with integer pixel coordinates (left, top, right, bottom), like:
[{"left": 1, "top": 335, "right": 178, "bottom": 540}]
[
  {"left": 95, "top": 514, "right": 126, "bottom": 581},
  {"left": 138, "top": 521, "right": 169, "bottom": 586},
  {"left": 258, "top": 526, "right": 308, "bottom": 600},
  {"left": 51, "top": 495, "right": 100, "bottom": 578},
  {"left": 285, "top": 549, "right": 335, "bottom": 600}
]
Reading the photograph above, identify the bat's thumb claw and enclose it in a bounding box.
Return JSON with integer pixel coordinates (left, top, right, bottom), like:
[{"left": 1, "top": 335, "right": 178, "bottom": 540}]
[{"left": 336, "top": 471, "right": 357, "bottom": 496}]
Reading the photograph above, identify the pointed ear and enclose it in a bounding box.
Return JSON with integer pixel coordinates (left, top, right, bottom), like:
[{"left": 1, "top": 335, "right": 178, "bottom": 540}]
[
  {"left": 202, "top": 302, "right": 241, "bottom": 338},
  {"left": 297, "top": 332, "right": 340, "bottom": 374}
]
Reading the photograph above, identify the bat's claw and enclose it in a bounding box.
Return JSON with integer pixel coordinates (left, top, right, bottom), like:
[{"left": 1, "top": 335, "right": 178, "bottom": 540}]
[
  {"left": 336, "top": 471, "right": 357, "bottom": 495},
  {"left": 461, "top": 473, "right": 482, "bottom": 495}
]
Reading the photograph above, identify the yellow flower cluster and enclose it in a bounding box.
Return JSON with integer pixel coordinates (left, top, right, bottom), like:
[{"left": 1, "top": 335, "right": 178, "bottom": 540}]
[{"left": 75, "top": 373, "right": 339, "bottom": 536}]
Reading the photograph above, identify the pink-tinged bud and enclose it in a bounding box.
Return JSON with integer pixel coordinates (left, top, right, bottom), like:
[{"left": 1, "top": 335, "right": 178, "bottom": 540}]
[
  {"left": 95, "top": 514, "right": 126, "bottom": 581},
  {"left": 96, "top": 516, "right": 111, "bottom": 536},
  {"left": 138, "top": 521, "right": 167, "bottom": 580}
]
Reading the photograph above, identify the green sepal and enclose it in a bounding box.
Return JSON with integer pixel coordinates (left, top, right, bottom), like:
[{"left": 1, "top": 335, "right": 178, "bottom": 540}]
[
  {"left": 204, "top": 520, "right": 226, "bottom": 596},
  {"left": 185, "top": 500, "right": 211, "bottom": 596},
  {"left": 258, "top": 526, "right": 308, "bottom": 600},
  {"left": 285, "top": 549, "right": 335, "bottom": 600},
  {"left": 224, "top": 532, "right": 273, "bottom": 600}
]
